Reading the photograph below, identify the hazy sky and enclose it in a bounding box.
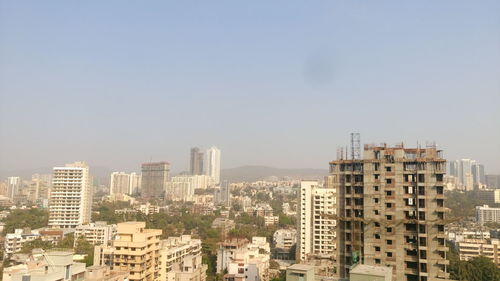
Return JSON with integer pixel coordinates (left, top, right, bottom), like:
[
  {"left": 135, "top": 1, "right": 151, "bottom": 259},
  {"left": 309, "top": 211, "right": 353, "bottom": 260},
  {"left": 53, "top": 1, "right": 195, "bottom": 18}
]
[{"left": 1, "top": 1, "right": 499, "bottom": 174}]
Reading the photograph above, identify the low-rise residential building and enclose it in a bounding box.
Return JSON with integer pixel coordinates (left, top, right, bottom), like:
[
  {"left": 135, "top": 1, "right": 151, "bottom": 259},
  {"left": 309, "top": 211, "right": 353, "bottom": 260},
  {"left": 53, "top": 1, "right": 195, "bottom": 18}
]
[
  {"left": 458, "top": 238, "right": 500, "bottom": 266},
  {"left": 286, "top": 264, "right": 315, "bottom": 281},
  {"left": 74, "top": 221, "right": 116, "bottom": 247},
  {"left": 476, "top": 205, "right": 500, "bottom": 224},
  {"left": 273, "top": 229, "right": 297, "bottom": 249},
  {"left": 38, "top": 228, "right": 64, "bottom": 245},
  {"left": 264, "top": 216, "right": 279, "bottom": 226},
  {"left": 191, "top": 203, "right": 216, "bottom": 215},
  {"left": 282, "top": 203, "right": 296, "bottom": 216},
  {"left": 217, "top": 238, "right": 250, "bottom": 273},
  {"left": 159, "top": 235, "right": 207, "bottom": 281},
  {"left": 4, "top": 228, "right": 40, "bottom": 258},
  {"left": 211, "top": 218, "right": 235, "bottom": 238},
  {"left": 85, "top": 265, "right": 129, "bottom": 281},
  {"left": 253, "top": 204, "right": 274, "bottom": 217},
  {"left": 2, "top": 251, "right": 86, "bottom": 281},
  {"left": 136, "top": 202, "right": 161, "bottom": 215},
  {"left": 93, "top": 222, "right": 162, "bottom": 281},
  {"left": 218, "top": 237, "right": 270, "bottom": 281}
]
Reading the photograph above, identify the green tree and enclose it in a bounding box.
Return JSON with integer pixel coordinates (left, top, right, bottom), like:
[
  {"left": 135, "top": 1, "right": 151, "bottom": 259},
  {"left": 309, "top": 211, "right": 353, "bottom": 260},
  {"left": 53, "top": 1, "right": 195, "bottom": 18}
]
[
  {"left": 75, "top": 237, "right": 95, "bottom": 266},
  {"left": 449, "top": 242, "right": 500, "bottom": 281},
  {"left": 21, "top": 239, "right": 53, "bottom": 253},
  {"left": 2, "top": 209, "right": 48, "bottom": 234},
  {"left": 58, "top": 233, "right": 75, "bottom": 249}
]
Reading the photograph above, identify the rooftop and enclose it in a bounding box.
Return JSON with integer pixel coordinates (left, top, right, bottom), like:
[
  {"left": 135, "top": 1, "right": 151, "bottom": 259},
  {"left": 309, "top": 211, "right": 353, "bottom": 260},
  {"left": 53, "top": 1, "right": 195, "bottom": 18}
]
[
  {"left": 287, "top": 264, "right": 315, "bottom": 271},
  {"left": 350, "top": 264, "right": 392, "bottom": 276}
]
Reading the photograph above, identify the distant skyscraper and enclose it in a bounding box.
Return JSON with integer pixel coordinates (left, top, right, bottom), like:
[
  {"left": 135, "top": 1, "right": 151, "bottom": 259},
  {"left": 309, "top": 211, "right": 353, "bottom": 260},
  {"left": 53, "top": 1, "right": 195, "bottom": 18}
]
[
  {"left": 29, "top": 174, "right": 51, "bottom": 203},
  {"left": 215, "top": 180, "right": 231, "bottom": 207},
  {"left": 486, "top": 175, "right": 500, "bottom": 189},
  {"left": 190, "top": 147, "right": 204, "bottom": 175},
  {"left": 166, "top": 175, "right": 195, "bottom": 202},
  {"left": 141, "top": 162, "right": 170, "bottom": 198},
  {"left": 450, "top": 159, "right": 483, "bottom": 190},
  {"left": 129, "top": 172, "right": 141, "bottom": 195},
  {"left": 7, "top": 177, "right": 21, "bottom": 200},
  {"left": 48, "top": 161, "right": 92, "bottom": 228},
  {"left": 109, "top": 172, "right": 131, "bottom": 195},
  {"left": 471, "top": 162, "right": 485, "bottom": 186},
  {"left": 449, "top": 160, "right": 458, "bottom": 177},
  {"left": 206, "top": 147, "right": 221, "bottom": 185}
]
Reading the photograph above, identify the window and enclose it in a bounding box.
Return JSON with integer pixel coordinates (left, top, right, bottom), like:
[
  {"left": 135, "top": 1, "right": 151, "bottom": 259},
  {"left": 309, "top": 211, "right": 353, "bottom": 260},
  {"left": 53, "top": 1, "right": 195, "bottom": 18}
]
[
  {"left": 386, "top": 240, "right": 393, "bottom": 245},
  {"left": 385, "top": 166, "right": 392, "bottom": 172},
  {"left": 375, "top": 259, "right": 381, "bottom": 264},
  {"left": 419, "top": 224, "right": 426, "bottom": 233},
  {"left": 386, "top": 252, "right": 393, "bottom": 257},
  {"left": 418, "top": 199, "right": 425, "bottom": 208},
  {"left": 374, "top": 186, "right": 379, "bottom": 192},
  {"left": 418, "top": 174, "right": 425, "bottom": 183}
]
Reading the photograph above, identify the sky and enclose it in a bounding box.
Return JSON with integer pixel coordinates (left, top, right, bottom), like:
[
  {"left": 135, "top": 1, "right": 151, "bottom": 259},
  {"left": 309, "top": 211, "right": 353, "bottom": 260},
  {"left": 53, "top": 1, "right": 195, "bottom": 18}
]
[{"left": 0, "top": 1, "right": 499, "bottom": 174}]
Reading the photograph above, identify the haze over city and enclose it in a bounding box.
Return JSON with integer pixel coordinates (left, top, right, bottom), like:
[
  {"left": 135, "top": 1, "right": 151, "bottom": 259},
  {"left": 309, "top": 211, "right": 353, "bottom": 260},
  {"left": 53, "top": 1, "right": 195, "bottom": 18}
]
[{"left": 1, "top": 1, "right": 499, "bottom": 174}]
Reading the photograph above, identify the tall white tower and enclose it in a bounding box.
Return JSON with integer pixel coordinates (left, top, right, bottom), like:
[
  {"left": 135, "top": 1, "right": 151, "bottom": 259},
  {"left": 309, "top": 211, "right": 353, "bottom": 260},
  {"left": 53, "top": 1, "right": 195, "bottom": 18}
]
[
  {"left": 49, "top": 161, "right": 92, "bottom": 228},
  {"left": 298, "top": 180, "right": 336, "bottom": 261},
  {"left": 206, "top": 147, "right": 221, "bottom": 185}
]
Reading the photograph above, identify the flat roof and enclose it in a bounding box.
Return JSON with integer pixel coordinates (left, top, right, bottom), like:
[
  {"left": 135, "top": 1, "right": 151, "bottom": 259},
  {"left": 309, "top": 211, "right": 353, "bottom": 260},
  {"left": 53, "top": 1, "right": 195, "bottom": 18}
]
[
  {"left": 350, "top": 264, "right": 392, "bottom": 276},
  {"left": 287, "top": 264, "right": 315, "bottom": 271}
]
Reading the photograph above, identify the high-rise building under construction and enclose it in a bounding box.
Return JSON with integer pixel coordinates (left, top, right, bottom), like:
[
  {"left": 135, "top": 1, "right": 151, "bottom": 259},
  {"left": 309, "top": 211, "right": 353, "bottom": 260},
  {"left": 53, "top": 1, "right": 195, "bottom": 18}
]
[{"left": 330, "top": 144, "right": 449, "bottom": 281}]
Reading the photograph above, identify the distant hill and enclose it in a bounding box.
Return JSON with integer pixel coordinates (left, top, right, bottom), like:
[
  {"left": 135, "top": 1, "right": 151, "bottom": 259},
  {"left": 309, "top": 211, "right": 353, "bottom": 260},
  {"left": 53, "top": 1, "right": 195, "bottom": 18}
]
[
  {"left": 2, "top": 165, "right": 327, "bottom": 185},
  {"left": 221, "top": 165, "right": 328, "bottom": 182},
  {"left": 0, "top": 166, "right": 113, "bottom": 186}
]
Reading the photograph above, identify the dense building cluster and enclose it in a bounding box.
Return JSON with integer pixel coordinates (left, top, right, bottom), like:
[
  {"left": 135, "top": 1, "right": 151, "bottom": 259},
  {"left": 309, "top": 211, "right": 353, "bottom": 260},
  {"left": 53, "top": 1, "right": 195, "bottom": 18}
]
[{"left": 1, "top": 142, "right": 499, "bottom": 281}]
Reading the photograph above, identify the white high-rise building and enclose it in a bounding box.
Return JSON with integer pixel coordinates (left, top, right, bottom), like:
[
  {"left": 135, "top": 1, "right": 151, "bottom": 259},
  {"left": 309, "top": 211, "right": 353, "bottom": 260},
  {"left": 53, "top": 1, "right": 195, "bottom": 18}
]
[
  {"left": 206, "top": 147, "right": 221, "bottom": 185},
  {"left": 48, "top": 161, "right": 92, "bottom": 228},
  {"left": 7, "top": 177, "right": 21, "bottom": 200},
  {"left": 129, "top": 172, "right": 141, "bottom": 194},
  {"left": 298, "top": 180, "right": 336, "bottom": 261},
  {"left": 110, "top": 172, "right": 131, "bottom": 195},
  {"left": 166, "top": 176, "right": 195, "bottom": 202}
]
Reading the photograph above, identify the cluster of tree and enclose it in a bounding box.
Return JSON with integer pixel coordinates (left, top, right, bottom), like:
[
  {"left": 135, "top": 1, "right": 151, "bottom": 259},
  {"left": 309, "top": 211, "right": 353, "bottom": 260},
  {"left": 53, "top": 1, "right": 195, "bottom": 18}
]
[
  {"left": 446, "top": 190, "right": 498, "bottom": 218},
  {"left": 2, "top": 208, "right": 48, "bottom": 234},
  {"left": 448, "top": 242, "right": 500, "bottom": 280},
  {"left": 19, "top": 234, "right": 94, "bottom": 266}
]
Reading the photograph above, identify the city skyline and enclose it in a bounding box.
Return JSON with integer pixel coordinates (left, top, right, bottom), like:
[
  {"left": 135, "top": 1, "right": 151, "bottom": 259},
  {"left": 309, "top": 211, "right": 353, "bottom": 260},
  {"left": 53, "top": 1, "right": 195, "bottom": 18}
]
[{"left": 0, "top": 1, "right": 499, "bottom": 174}]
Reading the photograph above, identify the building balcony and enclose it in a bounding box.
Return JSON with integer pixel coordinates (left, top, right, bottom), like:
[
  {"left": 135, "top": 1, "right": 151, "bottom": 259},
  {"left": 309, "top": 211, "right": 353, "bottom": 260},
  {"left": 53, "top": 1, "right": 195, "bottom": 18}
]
[
  {"left": 437, "top": 259, "right": 450, "bottom": 265},
  {"left": 404, "top": 267, "right": 419, "bottom": 275}
]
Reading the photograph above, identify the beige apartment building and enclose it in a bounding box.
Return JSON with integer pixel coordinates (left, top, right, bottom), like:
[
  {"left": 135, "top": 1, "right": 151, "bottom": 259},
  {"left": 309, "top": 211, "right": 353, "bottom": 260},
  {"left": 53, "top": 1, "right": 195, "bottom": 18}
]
[
  {"left": 159, "top": 235, "right": 207, "bottom": 281},
  {"left": 94, "top": 222, "right": 162, "bottom": 281},
  {"left": 458, "top": 238, "right": 500, "bottom": 266},
  {"left": 74, "top": 221, "right": 116, "bottom": 247},
  {"left": 331, "top": 144, "right": 449, "bottom": 281},
  {"left": 48, "top": 161, "right": 92, "bottom": 228}
]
